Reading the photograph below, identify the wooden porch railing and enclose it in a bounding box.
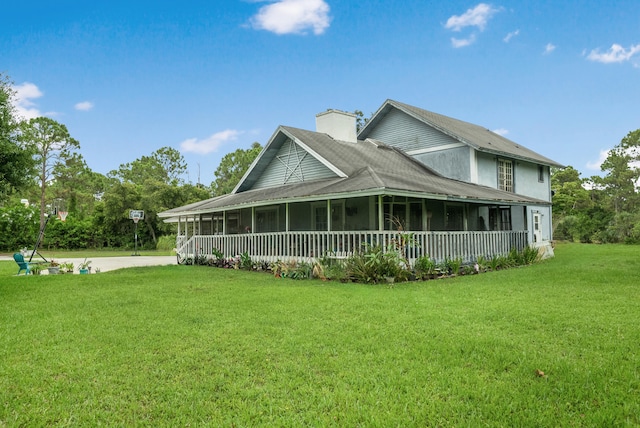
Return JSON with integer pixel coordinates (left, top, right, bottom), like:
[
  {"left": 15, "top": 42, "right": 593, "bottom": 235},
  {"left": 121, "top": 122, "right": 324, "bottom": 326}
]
[{"left": 176, "top": 230, "right": 529, "bottom": 264}]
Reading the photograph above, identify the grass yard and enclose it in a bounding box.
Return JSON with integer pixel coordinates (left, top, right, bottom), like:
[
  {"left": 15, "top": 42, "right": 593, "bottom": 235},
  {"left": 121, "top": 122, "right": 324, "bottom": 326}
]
[{"left": 1, "top": 244, "right": 638, "bottom": 426}]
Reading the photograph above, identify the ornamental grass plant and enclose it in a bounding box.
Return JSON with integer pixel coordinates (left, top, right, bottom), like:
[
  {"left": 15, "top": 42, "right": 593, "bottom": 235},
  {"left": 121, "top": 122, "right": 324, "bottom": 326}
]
[{"left": 1, "top": 244, "right": 638, "bottom": 426}]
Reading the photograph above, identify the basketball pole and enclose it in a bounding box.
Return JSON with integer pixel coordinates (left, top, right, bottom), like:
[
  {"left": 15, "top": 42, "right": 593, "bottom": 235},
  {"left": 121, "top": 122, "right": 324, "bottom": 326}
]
[
  {"left": 29, "top": 212, "right": 51, "bottom": 263},
  {"left": 133, "top": 218, "right": 140, "bottom": 256},
  {"left": 129, "top": 210, "right": 144, "bottom": 256}
]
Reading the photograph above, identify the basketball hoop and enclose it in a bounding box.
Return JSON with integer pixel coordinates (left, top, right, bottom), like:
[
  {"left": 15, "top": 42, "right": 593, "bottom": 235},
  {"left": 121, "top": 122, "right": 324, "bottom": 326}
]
[
  {"left": 129, "top": 210, "right": 144, "bottom": 223},
  {"left": 129, "top": 210, "right": 145, "bottom": 256},
  {"left": 58, "top": 211, "right": 69, "bottom": 222}
]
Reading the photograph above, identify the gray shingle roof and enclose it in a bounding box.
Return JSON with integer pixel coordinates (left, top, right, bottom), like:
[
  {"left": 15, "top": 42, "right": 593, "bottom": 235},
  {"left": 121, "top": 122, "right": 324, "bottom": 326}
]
[
  {"left": 360, "top": 99, "right": 564, "bottom": 168},
  {"left": 160, "top": 125, "right": 549, "bottom": 218}
]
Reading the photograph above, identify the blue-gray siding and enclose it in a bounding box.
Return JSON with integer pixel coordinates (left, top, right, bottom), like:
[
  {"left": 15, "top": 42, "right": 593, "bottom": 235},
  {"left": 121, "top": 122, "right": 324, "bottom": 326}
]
[
  {"left": 252, "top": 138, "right": 337, "bottom": 189},
  {"left": 365, "top": 108, "right": 460, "bottom": 152},
  {"left": 414, "top": 147, "right": 471, "bottom": 182}
]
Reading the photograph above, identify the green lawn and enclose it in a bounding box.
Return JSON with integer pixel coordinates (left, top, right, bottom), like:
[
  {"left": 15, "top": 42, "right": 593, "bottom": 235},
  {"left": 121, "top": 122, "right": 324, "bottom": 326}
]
[{"left": 1, "top": 244, "right": 638, "bottom": 426}]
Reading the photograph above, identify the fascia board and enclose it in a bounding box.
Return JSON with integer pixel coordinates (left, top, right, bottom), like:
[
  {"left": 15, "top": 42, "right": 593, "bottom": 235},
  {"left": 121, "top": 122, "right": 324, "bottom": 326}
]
[
  {"left": 357, "top": 99, "right": 392, "bottom": 139},
  {"left": 475, "top": 146, "right": 565, "bottom": 168},
  {"left": 231, "top": 126, "right": 285, "bottom": 194}
]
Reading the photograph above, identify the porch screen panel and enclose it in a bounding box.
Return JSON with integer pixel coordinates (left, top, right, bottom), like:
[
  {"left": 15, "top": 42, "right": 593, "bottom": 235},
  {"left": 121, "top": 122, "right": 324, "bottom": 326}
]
[
  {"left": 445, "top": 205, "right": 464, "bottom": 231},
  {"left": 410, "top": 201, "right": 423, "bottom": 231},
  {"left": 256, "top": 207, "right": 279, "bottom": 233},
  {"left": 500, "top": 208, "right": 512, "bottom": 231},
  {"left": 314, "top": 205, "right": 328, "bottom": 231},
  {"left": 290, "top": 202, "right": 311, "bottom": 231}
]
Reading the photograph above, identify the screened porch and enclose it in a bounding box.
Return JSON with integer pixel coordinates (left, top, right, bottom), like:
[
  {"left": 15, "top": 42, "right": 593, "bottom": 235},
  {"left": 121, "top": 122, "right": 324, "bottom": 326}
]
[{"left": 171, "top": 195, "right": 530, "bottom": 264}]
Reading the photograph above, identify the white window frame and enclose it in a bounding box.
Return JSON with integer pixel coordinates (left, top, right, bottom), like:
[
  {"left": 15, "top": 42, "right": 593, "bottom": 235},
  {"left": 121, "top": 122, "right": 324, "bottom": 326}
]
[{"left": 498, "top": 158, "right": 514, "bottom": 192}]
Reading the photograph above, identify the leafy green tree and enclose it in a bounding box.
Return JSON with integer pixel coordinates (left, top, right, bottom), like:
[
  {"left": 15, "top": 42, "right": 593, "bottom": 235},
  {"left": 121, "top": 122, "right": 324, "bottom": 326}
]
[
  {"left": 0, "top": 203, "right": 39, "bottom": 251},
  {"left": 43, "top": 215, "right": 94, "bottom": 249},
  {"left": 354, "top": 110, "right": 372, "bottom": 132},
  {"left": 593, "top": 129, "right": 640, "bottom": 214},
  {"left": 152, "top": 147, "right": 188, "bottom": 186},
  {"left": 99, "top": 181, "right": 142, "bottom": 248},
  {"left": 111, "top": 147, "right": 187, "bottom": 186},
  {"left": 108, "top": 147, "right": 200, "bottom": 247},
  {"left": 211, "top": 142, "right": 262, "bottom": 196},
  {"left": 19, "top": 117, "right": 80, "bottom": 228},
  {"left": 49, "top": 152, "right": 108, "bottom": 219},
  {"left": 0, "top": 74, "right": 35, "bottom": 202},
  {"left": 138, "top": 180, "right": 211, "bottom": 244},
  {"left": 551, "top": 166, "right": 592, "bottom": 218}
]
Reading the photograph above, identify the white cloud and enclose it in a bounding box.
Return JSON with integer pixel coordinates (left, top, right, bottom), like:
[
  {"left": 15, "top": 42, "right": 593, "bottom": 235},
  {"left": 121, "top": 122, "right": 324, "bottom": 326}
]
[
  {"left": 587, "top": 148, "right": 640, "bottom": 171},
  {"left": 586, "top": 43, "right": 640, "bottom": 64},
  {"left": 492, "top": 128, "right": 509, "bottom": 136},
  {"left": 451, "top": 35, "right": 476, "bottom": 48},
  {"left": 445, "top": 3, "right": 499, "bottom": 32},
  {"left": 180, "top": 129, "right": 243, "bottom": 155},
  {"left": 250, "top": 0, "right": 331, "bottom": 35},
  {"left": 75, "top": 101, "right": 94, "bottom": 111},
  {"left": 12, "top": 82, "right": 43, "bottom": 120},
  {"left": 544, "top": 43, "right": 556, "bottom": 54},
  {"left": 587, "top": 149, "right": 610, "bottom": 170},
  {"left": 503, "top": 30, "right": 519, "bottom": 43}
]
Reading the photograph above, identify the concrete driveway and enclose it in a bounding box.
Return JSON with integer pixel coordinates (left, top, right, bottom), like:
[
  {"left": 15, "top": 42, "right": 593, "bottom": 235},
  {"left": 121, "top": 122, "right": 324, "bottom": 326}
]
[{"left": 3, "top": 255, "right": 177, "bottom": 274}]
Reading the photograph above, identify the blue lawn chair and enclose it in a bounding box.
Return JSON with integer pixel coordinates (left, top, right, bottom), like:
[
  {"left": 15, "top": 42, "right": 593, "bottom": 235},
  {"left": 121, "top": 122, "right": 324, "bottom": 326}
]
[{"left": 13, "top": 253, "right": 31, "bottom": 275}]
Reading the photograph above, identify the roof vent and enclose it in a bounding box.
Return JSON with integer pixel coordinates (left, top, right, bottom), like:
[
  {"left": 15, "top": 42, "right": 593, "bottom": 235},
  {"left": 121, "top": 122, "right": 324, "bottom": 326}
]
[{"left": 316, "top": 109, "right": 357, "bottom": 143}]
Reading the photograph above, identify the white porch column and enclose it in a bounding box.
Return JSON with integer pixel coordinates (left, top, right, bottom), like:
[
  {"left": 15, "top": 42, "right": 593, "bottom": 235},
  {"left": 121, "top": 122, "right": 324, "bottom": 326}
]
[
  {"left": 326, "top": 200, "right": 331, "bottom": 231},
  {"left": 378, "top": 195, "right": 384, "bottom": 231},
  {"left": 286, "top": 203, "right": 290, "bottom": 232},
  {"left": 223, "top": 211, "right": 227, "bottom": 235},
  {"left": 251, "top": 207, "right": 256, "bottom": 233}
]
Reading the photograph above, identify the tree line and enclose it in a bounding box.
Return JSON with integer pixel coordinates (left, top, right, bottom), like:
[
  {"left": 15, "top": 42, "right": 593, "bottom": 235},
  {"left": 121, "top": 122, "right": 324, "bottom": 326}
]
[
  {"left": 552, "top": 128, "right": 640, "bottom": 244},
  {"left": 0, "top": 73, "right": 261, "bottom": 252},
  {"left": 2, "top": 72, "right": 639, "bottom": 251}
]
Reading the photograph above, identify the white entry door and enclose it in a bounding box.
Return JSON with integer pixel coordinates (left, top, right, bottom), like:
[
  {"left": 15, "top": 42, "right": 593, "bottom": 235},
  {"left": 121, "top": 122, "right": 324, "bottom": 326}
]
[{"left": 533, "top": 213, "right": 542, "bottom": 244}]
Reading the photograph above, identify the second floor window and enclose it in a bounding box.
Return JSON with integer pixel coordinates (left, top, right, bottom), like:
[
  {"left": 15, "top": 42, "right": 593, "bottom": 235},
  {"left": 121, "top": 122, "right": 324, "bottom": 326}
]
[{"left": 498, "top": 159, "right": 513, "bottom": 192}]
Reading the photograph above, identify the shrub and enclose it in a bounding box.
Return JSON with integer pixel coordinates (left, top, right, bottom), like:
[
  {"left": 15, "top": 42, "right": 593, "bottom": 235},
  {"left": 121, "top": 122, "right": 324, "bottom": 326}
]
[
  {"left": 444, "top": 257, "right": 463, "bottom": 276},
  {"left": 212, "top": 248, "right": 224, "bottom": 259},
  {"left": 239, "top": 252, "right": 253, "bottom": 270},
  {"left": 314, "top": 253, "right": 347, "bottom": 281},
  {"left": 461, "top": 264, "right": 477, "bottom": 275},
  {"left": 156, "top": 235, "right": 176, "bottom": 251},
  {"left": 488, "top": 254, "right": 510, "bottom": 271},
  {"left": 344, "top": 244, "right": 409, "bottom": 284},
  {"left": 508, "top": 247, "right": 525, "bottom": 266},
  {"left": 414, "top": 255, "right": 437, "bottom": 280},
  {"left": 521, "top": 246, "right": 542, "bottom": 265},
  {"left": 271, "top": 260, "right": 312, "bottom": 279},
  {"left": 475, "top": 255, "right": 489, "bottom": 273},
  {"left": 0, "top": 204, "right": 39, "bottom": 251}
]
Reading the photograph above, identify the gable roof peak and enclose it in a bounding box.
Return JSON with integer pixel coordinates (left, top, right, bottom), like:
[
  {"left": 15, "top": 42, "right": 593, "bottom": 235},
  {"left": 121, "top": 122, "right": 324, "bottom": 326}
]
[{"left": 360, "top": 99, "right": 563, "bottom": 168}]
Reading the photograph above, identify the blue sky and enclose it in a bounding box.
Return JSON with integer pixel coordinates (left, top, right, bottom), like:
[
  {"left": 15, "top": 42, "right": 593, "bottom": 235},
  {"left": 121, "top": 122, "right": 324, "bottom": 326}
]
[{"left": 2, "top": 1, "right": 639, "bottom": 184}]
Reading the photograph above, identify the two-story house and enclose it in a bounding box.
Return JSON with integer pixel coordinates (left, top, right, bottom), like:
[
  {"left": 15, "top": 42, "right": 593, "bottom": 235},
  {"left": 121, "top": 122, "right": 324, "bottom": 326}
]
[{"left": 159, "top": 99, "right": 562, "bottom": 263}]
